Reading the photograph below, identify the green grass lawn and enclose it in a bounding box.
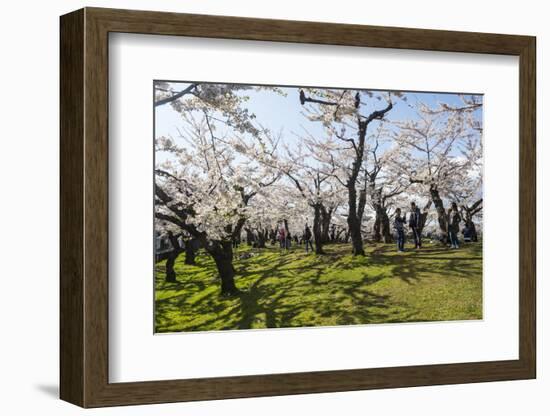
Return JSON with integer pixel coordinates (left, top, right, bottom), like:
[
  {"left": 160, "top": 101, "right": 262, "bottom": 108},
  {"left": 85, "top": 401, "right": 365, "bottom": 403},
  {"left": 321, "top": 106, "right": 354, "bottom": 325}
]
[{"left": 155, "top": 242, "right": 483, "bottom": 333}]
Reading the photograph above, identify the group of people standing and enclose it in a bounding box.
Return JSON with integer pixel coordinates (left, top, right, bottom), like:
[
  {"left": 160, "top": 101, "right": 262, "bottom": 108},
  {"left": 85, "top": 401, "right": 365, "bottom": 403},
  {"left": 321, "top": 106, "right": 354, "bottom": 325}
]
[
  {"left": 251, "top": 200, "right": 466, "bottom": 256},
  {"left": 276, "top": 224, "right": 292, "bottom": 251},
  {"left": 393, "top": 201, "right": 462, "bottom": 252},
  {"left": 393, "top": 202, "right": 422, "bottom": 253},
  {"left": 274, "top": 222, "right": 315, "bottom": 253}
]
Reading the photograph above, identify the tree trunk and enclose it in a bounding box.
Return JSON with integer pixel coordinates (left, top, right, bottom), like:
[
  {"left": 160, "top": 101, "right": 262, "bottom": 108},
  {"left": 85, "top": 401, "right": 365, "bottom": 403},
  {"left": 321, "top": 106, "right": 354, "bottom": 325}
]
[
  {"left": 380, "top": 208, "right": 391, "bottom": 243},
  {"left": 165, "top": 231, "right": 183, "bottom": 282},
  {"left": 165, "top": 253, "right": 178, "bottom": 282},
  {"left": 320, "top": 205, "right": 332, "bottom": 244},
  {"left": 347, "top": 185, "right": 365, "bottom": 255},
  {"left": 184, "top": 240, "right": 196, "bottom": 265},
  {"left": 418, "top": 211, "right": 429, "bottom": 236},
  {"left": 460, "top": 199, "right": 482, "bottom": 242},
  {"left": 358, "top": 188, "right": 367, "bottom": 224},
  {"left": 430, "top": 185, "right": 448, "bottom": 243},
  {"left": 416, "top": 200, "right": 431, "bottom": 236},
  {"left": 372, "top": 206, "right": 391, "bottom": 243},
  {"left": 373, "top": 215, "right": 381, "bottom": 243},
  {"left": 344, "top": 118, "right": 370, "bottom": 256},
  {"left": 469, "top": 221, "right": 478, "bottom": 242},
  {"left": 313, "top": 204, "right": 325, "bottom": 254},
  {"left": 464, "top": 219, "right": 478, "bottom": 242},
  {"left": 344, "top": 229, "right": 351, "bottom": 243},
  {"left": 256, "top": 230, "right": 267, "bottom": 248},
  {"left": 344, "top": 102, "right": 393, "bottom": 255},
  {"left": 208, "top": 241, "right": 239, "bottom": 295},
  {"left": 245, "top": 228, "right": 254, "bottom": 246},
  {"left": 349, "top": 219, "right": 364, "bottom": 255}
]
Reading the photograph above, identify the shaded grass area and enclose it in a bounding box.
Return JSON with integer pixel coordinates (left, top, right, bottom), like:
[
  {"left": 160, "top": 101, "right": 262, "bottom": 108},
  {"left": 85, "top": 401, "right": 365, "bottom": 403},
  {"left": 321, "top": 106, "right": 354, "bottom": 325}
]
[{"left": 155, "top": 242, "right": 482, "bottom": 332}]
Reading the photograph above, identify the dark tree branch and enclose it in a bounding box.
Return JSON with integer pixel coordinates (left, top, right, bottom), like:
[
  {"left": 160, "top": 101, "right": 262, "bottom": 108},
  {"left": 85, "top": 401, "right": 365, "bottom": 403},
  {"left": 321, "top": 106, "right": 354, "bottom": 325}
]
[
  {"left": 155, "top": 182, "right": 193, "bottom": 221},
  {"left": 470, "top": 198, "right": 483, "bottom": 211},
  {"left": 155, "top": 83, "right": 198, "bottom": 107},
  {"left": 259, "top": 173, "right": 281, "bottom": 188},
  {"left": 299, "top": 91, "right": 339, "bottom": 106},
  {"left": 361, "top": 102, "right": 394, "bottom": 123},
  {"left": 155, "top": 212, "right": 186, "bottom": 229}
]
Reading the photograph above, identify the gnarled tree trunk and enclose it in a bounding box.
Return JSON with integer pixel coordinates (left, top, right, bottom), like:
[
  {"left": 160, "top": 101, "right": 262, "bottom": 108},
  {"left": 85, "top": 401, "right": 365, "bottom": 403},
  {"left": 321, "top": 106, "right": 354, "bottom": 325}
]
[
  {"left": 208, "top": 241, "right": 239, "bottom": 295},
  {"left": 320, "top": 205, "right": 333, "bottom": 244},
  {"left": 313, "top": 203, "right": 325, "bottom": 254},
  {"left": 245, "top": 228, "right": 254, "bottom": 246},
  {"left": 380, "top": 208, "right": 391, "bottom": 243},
  {"left": 256, "top": 229, "right": 267, "bottom": 248},
  {"left": 373, "top": 206, "right": 391, "bottom": 243},
  {"left": 358, "top": 187, "right": 367, "bottom": 225},
  {"left": 469, "top": 222, "right": 478, "bottom": 242},
  {"left": 418, "top": 211, "right": 429, "bottom": 236},
  {"left": 373, "top": 216, "right": 381, "bottom": 243},
  {"left": 184, "top": 239, "right": 196, "bottom": 265},
  {"left": 347, "top": 185, "right": 365, "bottom": 256},
  {"left": 461, "top": 198, "right": 482, "bottom": 242},
  {"left": 430, "top": 185, "right": 448, "bottom": 243},
  {"left": 165, "top": 255, "right": 178, "bottom": 283},
  {"left": 165, "top": 232, "right": 184, "bottom": 283}
]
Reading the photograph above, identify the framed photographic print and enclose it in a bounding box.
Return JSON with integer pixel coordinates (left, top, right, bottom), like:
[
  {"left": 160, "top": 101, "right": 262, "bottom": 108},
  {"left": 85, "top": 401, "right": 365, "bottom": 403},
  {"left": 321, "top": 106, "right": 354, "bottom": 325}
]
[{"left": 60, "top": 7, "right": 536, "bottom": 408}]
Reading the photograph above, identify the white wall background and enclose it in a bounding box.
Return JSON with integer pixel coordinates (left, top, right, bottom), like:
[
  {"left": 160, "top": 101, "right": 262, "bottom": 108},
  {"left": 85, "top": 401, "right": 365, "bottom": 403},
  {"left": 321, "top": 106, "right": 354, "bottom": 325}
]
[{"left": 0, "top": 0, "right": 546, "bottom": 414}]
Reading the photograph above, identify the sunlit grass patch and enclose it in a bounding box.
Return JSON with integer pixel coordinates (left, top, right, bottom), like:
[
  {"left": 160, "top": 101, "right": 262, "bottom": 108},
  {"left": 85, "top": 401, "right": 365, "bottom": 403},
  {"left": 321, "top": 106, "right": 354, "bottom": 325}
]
[{"left": 155, "top": 242, "right": 482, "bottom": 332}]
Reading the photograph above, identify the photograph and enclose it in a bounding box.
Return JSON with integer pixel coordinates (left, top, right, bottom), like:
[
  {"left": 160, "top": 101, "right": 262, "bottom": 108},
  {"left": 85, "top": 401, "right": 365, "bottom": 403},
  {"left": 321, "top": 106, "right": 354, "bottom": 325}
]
[{"left": 153, "top": 81, "right": 484, "bottom": 333}]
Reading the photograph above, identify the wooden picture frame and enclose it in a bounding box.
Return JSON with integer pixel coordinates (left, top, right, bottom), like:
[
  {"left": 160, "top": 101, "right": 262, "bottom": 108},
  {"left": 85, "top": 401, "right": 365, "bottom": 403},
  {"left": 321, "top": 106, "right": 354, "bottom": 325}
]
[{"left": 60, "top": 7, "right": 536, "bottom": 408}]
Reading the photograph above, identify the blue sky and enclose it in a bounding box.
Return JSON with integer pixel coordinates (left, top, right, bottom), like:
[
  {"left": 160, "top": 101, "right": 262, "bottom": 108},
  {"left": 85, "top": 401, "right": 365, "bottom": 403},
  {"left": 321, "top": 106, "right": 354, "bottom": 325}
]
[{"left": 155, "top": 82, "right": 482, "bottom": 154}]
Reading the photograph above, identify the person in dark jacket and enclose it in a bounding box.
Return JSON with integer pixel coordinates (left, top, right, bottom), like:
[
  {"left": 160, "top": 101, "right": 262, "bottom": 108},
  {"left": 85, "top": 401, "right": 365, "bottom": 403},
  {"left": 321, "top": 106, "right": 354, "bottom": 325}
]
[
  {"left": 447, "top": 202, "right": 461, "bottom": 249},
  {"left": 409, "top": 202, "right": 422, "bottom": 249},
  {"left": 394, "top": 208, "right": 407, "bottom": 252},
  {"left": 304, "top": 224, "right": 314, "bottom": 253}
]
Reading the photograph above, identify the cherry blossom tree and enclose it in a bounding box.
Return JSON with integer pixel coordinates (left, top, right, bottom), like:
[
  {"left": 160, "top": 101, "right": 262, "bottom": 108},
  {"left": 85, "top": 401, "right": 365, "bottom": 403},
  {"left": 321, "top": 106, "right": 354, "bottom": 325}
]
[
  {"left": 154, "top": 82, "right": 484, "bottom": 290},
  {"left": 298, "top": 89, "right": 395, "bottom": 255},
  {"left": 392, "top": 98, "right": 482, "bottom": 242},
  {"left": 355, "top": 125, "right": 411, "bottom": 243},
  {"left": 230, "top": 128, "right": 343, "bottom": 255},
  {"left": 155, "top": 109, "right": 279, "bottom": 294}
]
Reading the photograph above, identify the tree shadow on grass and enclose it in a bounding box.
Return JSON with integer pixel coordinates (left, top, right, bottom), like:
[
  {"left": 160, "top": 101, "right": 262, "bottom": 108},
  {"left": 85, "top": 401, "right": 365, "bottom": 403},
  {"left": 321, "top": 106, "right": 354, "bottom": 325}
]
[
  {"left": 368, "top": 243, "right": 482, "bottom": 282},
  {"left": 233, "top": 253, "right": 401, "bottom": 329},
  {"left": 413, "top": 256, "right": 482, "bottom": 261},
  {"left": 368, "top": 249, "right": 421, "bottom": 285},
  {"left": 155, "top": 243, "right": 482, "bottom": 332},
  {"left": 155, "top": 252, "right": 304, "bottom": 332}
]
